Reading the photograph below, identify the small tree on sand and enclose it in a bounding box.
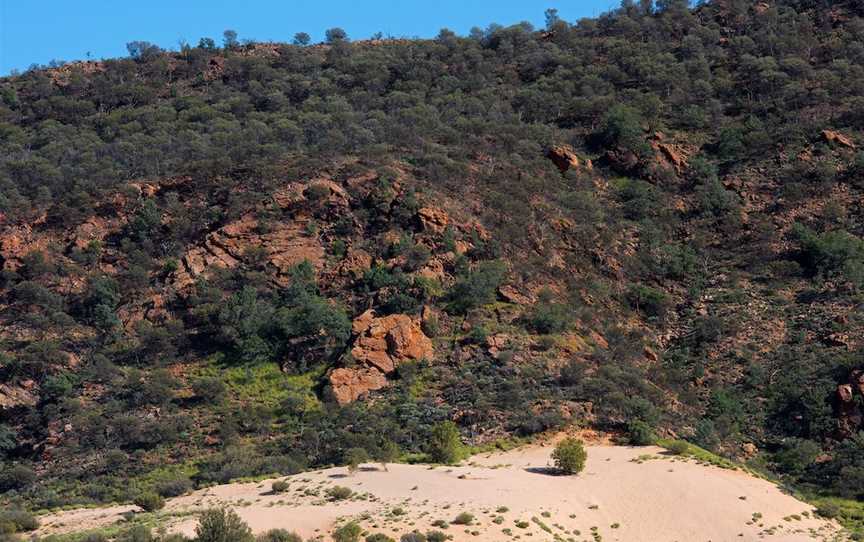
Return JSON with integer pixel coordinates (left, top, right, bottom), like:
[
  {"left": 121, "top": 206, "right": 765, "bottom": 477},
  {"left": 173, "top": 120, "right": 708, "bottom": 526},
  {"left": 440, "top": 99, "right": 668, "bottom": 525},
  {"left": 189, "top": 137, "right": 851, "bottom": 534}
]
[
  {"left": 344, "top": 447, "right": 368, "bottom": 475},
  {"left": 552, "top": 438, "right": 587, "bottom": 475}
]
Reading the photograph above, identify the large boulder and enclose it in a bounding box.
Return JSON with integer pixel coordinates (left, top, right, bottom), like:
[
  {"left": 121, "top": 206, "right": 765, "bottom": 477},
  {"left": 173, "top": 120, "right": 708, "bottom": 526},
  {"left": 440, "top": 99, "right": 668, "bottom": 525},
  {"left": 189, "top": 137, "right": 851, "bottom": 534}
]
[
  {"left": 329, "top": 311, "right": 434, "bottom": 404},
  {"left": 547, "top": 145, "right": 592, "bottom": 173},
  {"left": 172, "top": 214, "right": 324, "bottom": 289},
  {"left": 351, "top": 311, "right": 433, "bottom": 373},
  {"left": 417, "top": 207, "right": 450, "bottom": 234},
  {"left": 822, "top": 130, "right": 856, "bottom": 149},
  {"left": 328, "top": 367, "right": 389, "bottom": 404}
]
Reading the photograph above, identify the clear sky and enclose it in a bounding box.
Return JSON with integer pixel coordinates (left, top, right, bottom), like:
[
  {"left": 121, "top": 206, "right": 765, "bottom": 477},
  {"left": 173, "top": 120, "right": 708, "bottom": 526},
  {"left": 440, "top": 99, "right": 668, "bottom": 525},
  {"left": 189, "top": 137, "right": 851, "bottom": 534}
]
[{"left": 0, "top": 0, "right": 620, "bottom": 75}]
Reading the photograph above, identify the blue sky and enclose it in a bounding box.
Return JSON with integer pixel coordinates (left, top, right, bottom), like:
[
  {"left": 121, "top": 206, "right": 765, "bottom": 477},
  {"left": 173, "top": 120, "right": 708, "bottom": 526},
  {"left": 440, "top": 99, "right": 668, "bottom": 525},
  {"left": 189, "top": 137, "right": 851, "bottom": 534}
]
[{"left": 0, "top": 0, "right": 620, "bottom": 75}]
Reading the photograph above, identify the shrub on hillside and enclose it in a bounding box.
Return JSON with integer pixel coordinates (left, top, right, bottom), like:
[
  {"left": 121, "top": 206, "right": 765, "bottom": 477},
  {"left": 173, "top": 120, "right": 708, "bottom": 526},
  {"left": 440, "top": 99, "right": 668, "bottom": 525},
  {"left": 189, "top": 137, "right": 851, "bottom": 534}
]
[
  {"left": 271, "top": 480, "right": 289, "bottom": 493},
  {"left": 627, "top": 420, "right": 657, "bottom": 446},
  {"left": 332, "top": 522, "right": 362, "bottom": 542},
  {"left": 195, "top": 508, "right": 254, "bottom": 542},
  {"left": 428, "top": 421, "right": 465, "bottom": 464},
  {"left": 326, "top": 486, "right": 354, "bottom": 501},
  {"left": 133, "top": 492, "right": 165, "bottom": 512},
  {"left": 552, "top": 438, "right": 587, "bottom": 475},
  {"left": 256, "top": 529, "right": 302, "bottom": 542},
  {"left": 0, "top": 509, "right": 38, "bottom": 533}
]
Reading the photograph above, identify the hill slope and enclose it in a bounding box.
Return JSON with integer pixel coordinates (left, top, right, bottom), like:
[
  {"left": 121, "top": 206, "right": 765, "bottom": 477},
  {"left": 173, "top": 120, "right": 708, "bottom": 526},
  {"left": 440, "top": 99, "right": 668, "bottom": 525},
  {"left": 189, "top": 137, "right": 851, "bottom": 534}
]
[{"left": 1, "top": 0, "right": 864, "bottom": 537}]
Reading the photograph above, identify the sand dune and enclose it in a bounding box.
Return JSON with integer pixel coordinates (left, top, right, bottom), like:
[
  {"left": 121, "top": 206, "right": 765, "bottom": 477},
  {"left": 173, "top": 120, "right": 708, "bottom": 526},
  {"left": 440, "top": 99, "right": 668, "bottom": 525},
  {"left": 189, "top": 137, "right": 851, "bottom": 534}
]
[{"left": 35, "top": 441, "right": 848, "bottom": 542}]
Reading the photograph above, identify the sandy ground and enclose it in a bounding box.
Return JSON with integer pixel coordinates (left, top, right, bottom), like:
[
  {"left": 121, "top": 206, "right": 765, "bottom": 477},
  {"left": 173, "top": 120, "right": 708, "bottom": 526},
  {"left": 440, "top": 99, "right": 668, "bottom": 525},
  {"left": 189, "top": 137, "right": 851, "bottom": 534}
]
[{"left": 35, "top": 441, "right": 848, "bottom": 542}]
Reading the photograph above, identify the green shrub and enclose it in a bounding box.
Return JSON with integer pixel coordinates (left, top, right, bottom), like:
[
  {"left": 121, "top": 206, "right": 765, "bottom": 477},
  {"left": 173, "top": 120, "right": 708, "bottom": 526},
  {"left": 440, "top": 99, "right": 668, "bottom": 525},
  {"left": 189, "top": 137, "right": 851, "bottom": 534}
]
[
  {"left": 134, "top": 492, "right": 165, "bottom": 512},
  {"left": 428, "top": 421, "right": 465, "bottom": 464},
  {"left": 155, "top": 476, "right": 194, "bottom": 497},
  {"left": 400, "top": 532, "right": 426, "bottom": 542},
  {"left": 447, "top": 261, "right": 507, "bottom": 314},
  {"left": 451, "top": 512, "right": 474, "bottom": 525},
  {"left": 527, "top": 289, "right": 573, "bottom": 334},
  {"left": 256, "top": 529, "right": 302, "bottom": 542},
  {"left": 326, "top": 486, "right": 354, "bottom": 501},
  {"left": 774, "top": 439, "right": 820, "bottom": 475},
  {"left": 627, "top": 420, "right": 657, "bottom": 446},
  {"left": 117, "top": 525, "right": 154, "bottom": 542},
  {"left": 425, "top": 531, "right": 449, "bottom": 542},
  {"left": 195, "top": 508, "right": 254, "bottom": 542},
  {"left": 344, "top": 447, "right": 369, "bottom": 474},
  {"left": 815, "top": 502, "right": 841, "bottom": 519},
  {"left": 552, "top": 438, "right": 587, "bottom": 475},
  {"left": 333, "top": 522, "right": 362, "bottom": 542},
  {"left": 192, "top": 377, "right": 227, "bottom": 404},
  {"left": 626, "top": 285, "right": 669, "bottom": 319},
  {"left": 271, "top": 480, "right": 290, "bottom": 493},
  {"left": 0, "top": 509, "right": 38, "bottom": 532},
  {"left": 0, "top": 465, "right": 36, "bottom": 491},
  {"left": 366, "top": 535, "right": 396, "bottom": 542},
  {"left": 664, "top": 440, "right": 690, "bottom": 455}
]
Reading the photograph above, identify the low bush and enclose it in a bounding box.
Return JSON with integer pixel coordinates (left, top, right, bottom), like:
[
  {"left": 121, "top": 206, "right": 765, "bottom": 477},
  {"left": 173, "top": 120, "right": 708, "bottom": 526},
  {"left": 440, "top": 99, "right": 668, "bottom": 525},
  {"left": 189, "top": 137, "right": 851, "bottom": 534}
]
[
  {"left": 451, "top": 512, "right": 474, "bottom": 525},
  {"left": 326, "top": 486, "right": 353, "bottom": 501},
  {"left": 256, "top": 529, "right": 302, "bottom": 542},
  {"left": 271, "top": 480, "right": 289, "bottom": 493},
  {"left": 333, "top": 522, "right": 362, "bottom": 542},
  {"left": 552, "top": 438, "right": 587, "bottom": 475},
  {"left": 155, "top": 476, "right": 194, "bottom": 498},
  {"left": 664, "top": 440, "right": 690, "bottom": 455},
  {"left": 0, "top": 509, "right": 39, "bottom": 532},
  {"left": 133, "top": 492, "right": 165, "bottom": 512},
  {"left": 196, "top": 508, "right": 254, "bottom": 542}
]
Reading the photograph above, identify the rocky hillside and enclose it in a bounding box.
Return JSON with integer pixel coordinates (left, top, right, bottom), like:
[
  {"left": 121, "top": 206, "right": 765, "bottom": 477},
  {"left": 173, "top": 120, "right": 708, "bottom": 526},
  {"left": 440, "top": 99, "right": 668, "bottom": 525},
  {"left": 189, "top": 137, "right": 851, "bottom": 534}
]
[{"left": 1, "top": 0, "right": 864, "bottom": 532}]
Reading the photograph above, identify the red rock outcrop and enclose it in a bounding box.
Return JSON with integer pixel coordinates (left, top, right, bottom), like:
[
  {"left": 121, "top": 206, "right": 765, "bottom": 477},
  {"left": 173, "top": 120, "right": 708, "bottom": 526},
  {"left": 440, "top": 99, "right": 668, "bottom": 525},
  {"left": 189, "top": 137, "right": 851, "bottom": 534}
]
[
  {"left": 329, "top": 310, "right": 434, "bottom": 403},
  {"left": 328, "top": 367, "right": 390, "bottom": 404},
  {"left": 417, "top": 207, "right": 450, "bottom": 234},
  {"left": 351, "top": 311, "right": 433, "bottom": 373},
  {"left": 547, "top": 145, "right": 592, "bottom": 173},
  {"left": 173, "top": 214, "right": 324, "bottom": 289},
  {"left": 822, "top": 130, "right": 856, "bottom": 149}
]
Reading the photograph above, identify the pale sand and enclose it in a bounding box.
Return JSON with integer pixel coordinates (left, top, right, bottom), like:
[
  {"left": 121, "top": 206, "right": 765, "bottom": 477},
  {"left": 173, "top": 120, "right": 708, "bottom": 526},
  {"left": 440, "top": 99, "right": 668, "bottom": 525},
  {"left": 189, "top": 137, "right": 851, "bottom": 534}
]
[{"left": 35, "top": 442, "right": 848, "bottom": 542}]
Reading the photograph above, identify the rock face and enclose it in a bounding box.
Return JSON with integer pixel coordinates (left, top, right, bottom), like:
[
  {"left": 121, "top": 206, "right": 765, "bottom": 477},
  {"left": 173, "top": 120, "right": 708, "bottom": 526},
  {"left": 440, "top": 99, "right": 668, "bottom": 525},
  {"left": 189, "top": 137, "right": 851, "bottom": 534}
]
[
  {"left": 328, "top": 367, "right": 390, "bottom": 404},
  {"left": 417, "top": 207, "right": 450, "bottom": 234},
  {"left": 173, "top": 214, "right": 324, "bottom": 289},
  {"left": 351, "top": 311, "right": 433, "bottom": 373},
  {"left": 822, "top": 129, "right": 856, "bottom": 149},
  {"left": 547, "top": 145, "right": 592, "bottom": 173},
  {"left": 328, "top": 310, "right": 433, "bottom": 403}
]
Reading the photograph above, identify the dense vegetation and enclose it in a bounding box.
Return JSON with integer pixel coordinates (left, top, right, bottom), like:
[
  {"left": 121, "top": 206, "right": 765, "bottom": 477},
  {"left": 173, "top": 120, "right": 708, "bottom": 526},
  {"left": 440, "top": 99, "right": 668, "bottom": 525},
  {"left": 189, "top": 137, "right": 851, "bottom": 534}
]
[{"left": 2, "top": 0, "right": 864, "bottom": 536}]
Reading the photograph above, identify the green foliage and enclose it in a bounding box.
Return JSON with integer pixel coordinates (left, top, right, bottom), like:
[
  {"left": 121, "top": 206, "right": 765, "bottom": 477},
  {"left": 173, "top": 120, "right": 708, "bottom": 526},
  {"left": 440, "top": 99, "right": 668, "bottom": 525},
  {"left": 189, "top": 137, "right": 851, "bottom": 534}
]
[
  {"left": 332, "top": 522, "right": 362, "bottom": 542},
  {"left": 428, "top": 421, "right": 465, "bottom": 464},
  {"left": 343, "top": 447, "right": 368, "bottom": 474},
  {"left": 0, "top": 509, "right": 38, "bottom": 533},
  {"left": 551, "top": 438, "right": 587, "bottom": 475},
  {"left": 526, "top": 289, "right": 574, "bottom": 334},
  {"left": 626, "top": 285, "right": 669, "bottom": 319},
  {"left": 271, "top": 480, "right": 289, "bottom": 493},
  {"left": 133, "top": 491, "right": 165, "bottom": 512},
  {"left": 451, "top": 512, "right": 474, "bottom": 525},
  {"left": 774, "top": 439, "right": 821, "bottom": 475},
  {"left": 597, "top": 105, "right": 651, "bottom": 158},
  {"left": 792, "top": 224, "right": 864, "bottom": 287},
  {"left": 256, "top": 529, "right": 302, "bottom": 542},
  {"left": 627, "top": 420, "right": 657, "bottom": 446},
  {"left": 326, "top": 486, "right": 354, "bottom": 501},
  {"left": 447, "top": 261, "right": 507, "bottom": 314},
  {"left": 0, "top": 464, "right": 36, "bottom": 491},
  {"left": 195, "top": 508, "right": 254, "bottom": 542}
]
